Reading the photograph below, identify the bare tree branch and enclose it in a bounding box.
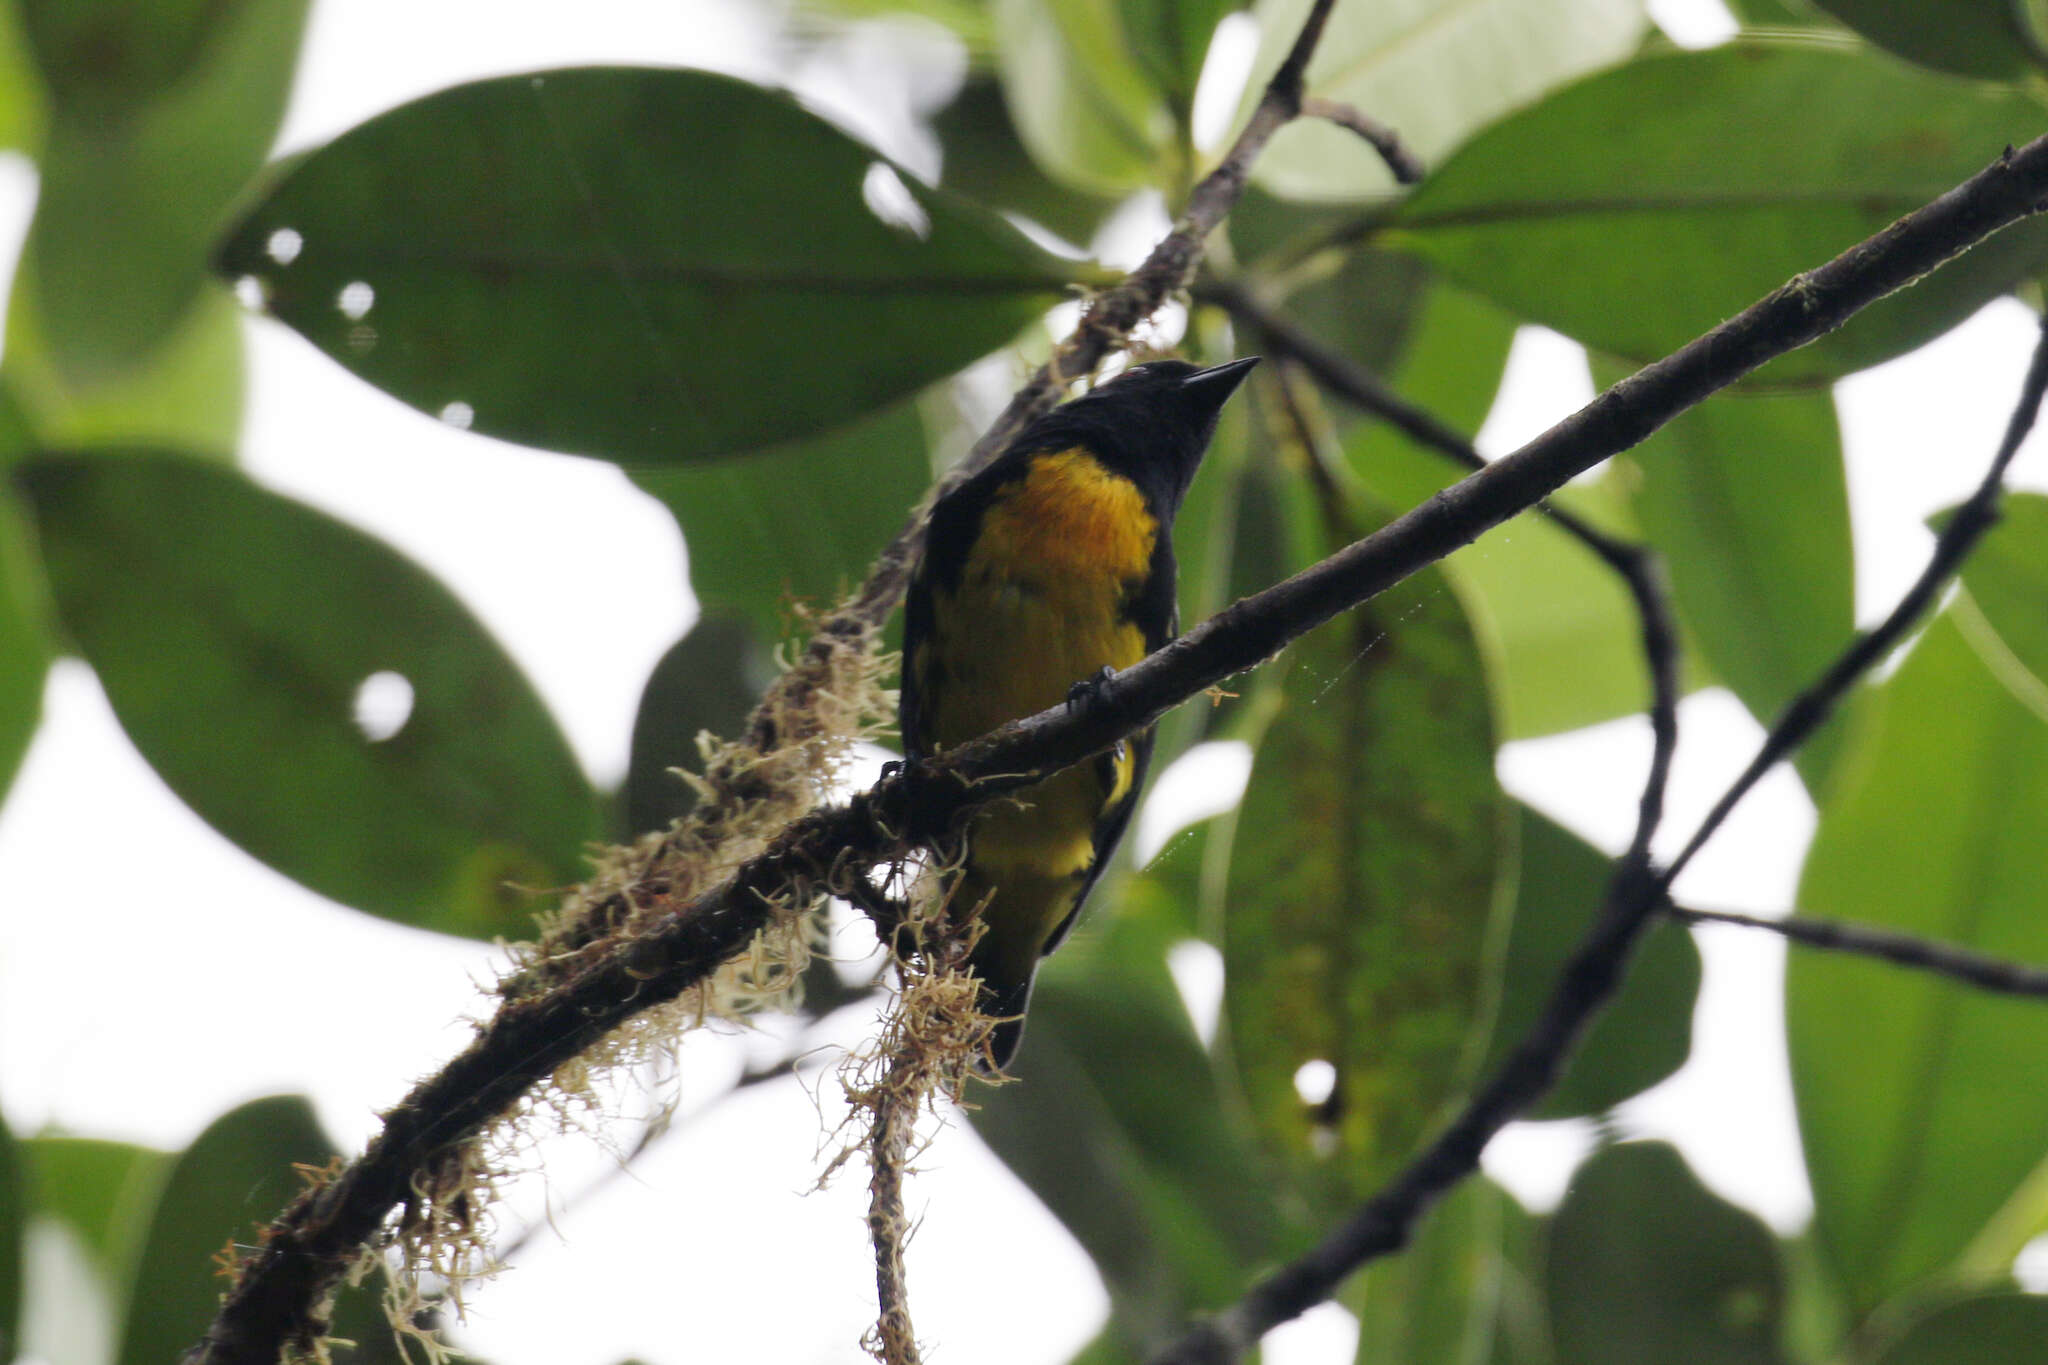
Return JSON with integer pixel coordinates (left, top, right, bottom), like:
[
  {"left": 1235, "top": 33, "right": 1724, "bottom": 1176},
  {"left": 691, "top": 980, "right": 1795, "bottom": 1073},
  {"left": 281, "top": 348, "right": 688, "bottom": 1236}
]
[
  {"left": 1207, "top": 273, "right": 1682, "bottom": 759},
  {"left": 1144, "top": 262, "right": 2048, "bottom": 1365},
  {"left": 830, "top": 0, "right": 1344, "bottom": 643},
  {"left": 191, "top": 121, "right": 2048, "bottom": 1365},
  {"left": 1672, "top": 905, "right": 2048, "bottom": 999},
  {"left": 1656, "top": 308, "right": 2048, "bottom": 890},
  {"left": 1301, "top": 96, "right": 1427, "bottom": 184}
]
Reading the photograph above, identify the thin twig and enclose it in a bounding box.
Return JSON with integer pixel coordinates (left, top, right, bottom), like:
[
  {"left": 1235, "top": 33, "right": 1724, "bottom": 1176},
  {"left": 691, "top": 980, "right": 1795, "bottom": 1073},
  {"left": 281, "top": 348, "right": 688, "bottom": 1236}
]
[
  {"left": 1301, "top": 96, "right": 1426, "bottom": 184},
  {"left": 1209, "top": 274, "right": 1682, "bottom": 753},
  {"left": 838, "top": 0, "right": 1344, "bottom": 640},
  {"left": 191, "top": 129, "right": 2048, "bottom": 1365},
  {"left": 1672, "top": 905, "right": 2048, "bottom": 999},
  {"left": 1144, "top": 271, "right": 2048, "bottom": 1365},
  {"left": 1657, "top": 308, "right": 2048, "bottom": 893},
  {"left": 866, "top": 1065, "right": 922, "bottom": 1365}
]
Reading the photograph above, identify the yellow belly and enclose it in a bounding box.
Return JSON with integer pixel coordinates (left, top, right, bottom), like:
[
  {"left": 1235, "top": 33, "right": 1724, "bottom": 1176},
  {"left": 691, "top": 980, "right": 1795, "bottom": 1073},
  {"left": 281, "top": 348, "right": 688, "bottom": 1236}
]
[{"left": 918, "top": 449, "right": 1155, "bottom": 956}]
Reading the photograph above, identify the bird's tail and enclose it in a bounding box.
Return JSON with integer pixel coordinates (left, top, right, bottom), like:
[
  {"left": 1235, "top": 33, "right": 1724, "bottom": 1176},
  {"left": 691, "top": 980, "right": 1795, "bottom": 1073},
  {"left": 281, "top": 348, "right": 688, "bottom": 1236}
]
[
  {"left": 950, "top": 863, "right": 1065, "bottom": 1072},
  {"left": 970, "top": 955, "right": 1035, "bottom": 1073}
]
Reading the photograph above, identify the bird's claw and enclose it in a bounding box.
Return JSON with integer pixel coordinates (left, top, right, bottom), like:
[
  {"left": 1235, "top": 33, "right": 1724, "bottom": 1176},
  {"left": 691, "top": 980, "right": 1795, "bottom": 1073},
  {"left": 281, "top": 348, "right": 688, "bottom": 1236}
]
[{"left": 1066, "top": 665, "right": 1115, "bottom": 712}]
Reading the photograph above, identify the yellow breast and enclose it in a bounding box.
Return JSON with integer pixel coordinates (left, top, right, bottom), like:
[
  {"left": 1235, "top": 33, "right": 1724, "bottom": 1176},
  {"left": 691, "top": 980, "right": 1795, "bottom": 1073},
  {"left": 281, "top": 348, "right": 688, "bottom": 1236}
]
[{"left": 924, "top": 448, "right": 1155, "bottom": 752}]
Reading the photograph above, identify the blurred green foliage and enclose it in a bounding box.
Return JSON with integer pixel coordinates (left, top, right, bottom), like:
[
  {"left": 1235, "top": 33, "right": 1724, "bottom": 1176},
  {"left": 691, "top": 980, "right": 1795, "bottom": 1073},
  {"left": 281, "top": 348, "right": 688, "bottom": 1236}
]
[{"left": 7, "top": 0, "right": 2048, "bottom": 1361}]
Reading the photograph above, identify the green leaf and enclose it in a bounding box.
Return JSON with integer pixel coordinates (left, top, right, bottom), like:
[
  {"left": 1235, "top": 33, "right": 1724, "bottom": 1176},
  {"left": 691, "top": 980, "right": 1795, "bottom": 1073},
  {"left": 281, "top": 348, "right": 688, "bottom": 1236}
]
[
  {"left": 1612, "top": 385, "right": 1855, "bottom": 785},
  {"left": 0, "top": 398, "right": 50, "bottom": 803},
  {"left": 20, "top": 0, "right": 260, "bottom": 113},
  {"left": 1724, "top": 0, "right": 1829, "bottom": 24},
  {"left": 931, "top": 74, "right": 1120, "bottom": 248},
  {"left": 1243, "top": 0, "right": 1648, "bottom": 200},
  {"left": 1122, "top": 0, "right": 1235, "bottom": 119},
  {"left": 623, "top": 611, "right": 774, "bottom": 837},
  {"left": 1950, "top": 492, "right": 2048, "bottom": 690},
  {"left": 23, "top": 1137, "right": 173, "bottom": 1282},
  {"left": 113, "top": 1097, "right": 326, "bottom": 1365},
  {"left": 19, "top": 453, "right": 601, "bottom": 937},
  {"left": 993, "top": 0, "right": 1182, "bottom": 196},
  {"left": 1872, "top": 1294, "right": 2048, "bottom": 1364},
  {"left": 5, "top": 261, "right": 245, "bottom": 454},
  {"left": 22, "top": 0, "right": 307, "bottom": 380},
  {"left": 1063, "top": 1328, "right": 1140, "bottom": 1365},
  {"left": 1351, "top": 1177, "right": 1517, "bottom": 1365},
  {"left": 1270, "top": 249, "right": 1436, "bottom": 382},
  {"left": 1479, "top": 806, "right": 1699, "bottom": 1120},
  {"left": 113, "top": 1096, "right": 408, "bottom": 1365},
  {"left": 632, "top": 399, "right": 931, "bottom": 642},
  {"left": 1544, "top": 1143, "right": 1786, "bottom": 1365},
  {"left": 0, "top": 0, "right": 46, "bottom": 154},
  {"left": 1223, "top": 524, "right": 1504, "bottom": 1197},
  {"left": 791, "top": 0, "right": 995, "bottom": 53},
  {"left": 1789, "top": 614, "right": 2048, "bottom": 1310},
  {"left": 1394, "top": 41, "right": 2048, "bottom": 386},
  {"left": 1350, "top": 425, "right": 1666, "bottom": 740},
  {"left": 1808, "top": 0, "right": 2035, "bottom": 79},
  {"left": 1486, "top": 1189, "right": 1551, "bottom": 1365},
  {"left": 219, "top": 67, "right": 1072, "bottom": 463},
  {"left": 1321, "top": 263, "right": 1516, "bottom": 460},
  {"left": 0, "top": 1112, "right": 22, "bottom": 1363},
  {"left": 1779, "top": 1230, "right": 1855, "bottom": 1364},
  {"left": 1337, "top": 277, "right": 1684, "bottom": 739},
  {"left": 968, "top": 900, "right": 1308, "bottom": 1351}
]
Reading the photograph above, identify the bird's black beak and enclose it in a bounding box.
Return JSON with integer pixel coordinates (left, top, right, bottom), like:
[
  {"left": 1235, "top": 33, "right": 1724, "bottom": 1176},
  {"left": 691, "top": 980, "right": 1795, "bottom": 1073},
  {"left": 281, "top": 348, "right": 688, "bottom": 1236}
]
[{"left": 1178, "top": 356, "right": 1260, "bottom": 414}]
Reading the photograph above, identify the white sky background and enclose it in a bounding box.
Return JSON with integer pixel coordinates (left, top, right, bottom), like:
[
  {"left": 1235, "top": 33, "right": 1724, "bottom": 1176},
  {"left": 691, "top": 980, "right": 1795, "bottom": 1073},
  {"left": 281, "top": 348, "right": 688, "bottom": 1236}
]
[{"left": 7, "top": 0, "right": 2048, "bottom": 1361}]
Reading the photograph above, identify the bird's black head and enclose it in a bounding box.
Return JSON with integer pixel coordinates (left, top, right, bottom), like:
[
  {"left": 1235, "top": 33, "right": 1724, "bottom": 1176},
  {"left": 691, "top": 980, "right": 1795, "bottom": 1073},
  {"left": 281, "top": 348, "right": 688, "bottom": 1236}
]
[{"left": 1033, "top": 356, "right": 1259, "bottom": 513}]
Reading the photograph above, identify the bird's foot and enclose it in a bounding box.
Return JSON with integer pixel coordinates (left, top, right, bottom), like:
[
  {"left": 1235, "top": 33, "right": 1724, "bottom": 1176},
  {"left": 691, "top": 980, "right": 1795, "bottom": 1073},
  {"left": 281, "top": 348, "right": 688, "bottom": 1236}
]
[{"left": 1066, "top": 665, "right": 1115, "bottom": 712}]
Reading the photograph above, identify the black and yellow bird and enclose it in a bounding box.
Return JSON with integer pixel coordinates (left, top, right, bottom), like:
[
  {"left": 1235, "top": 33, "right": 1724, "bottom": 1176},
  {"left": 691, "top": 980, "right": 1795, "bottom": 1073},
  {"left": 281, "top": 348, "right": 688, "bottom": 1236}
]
[{"left": 900, "top": 355, "right": 1258, "bottom": 1069}]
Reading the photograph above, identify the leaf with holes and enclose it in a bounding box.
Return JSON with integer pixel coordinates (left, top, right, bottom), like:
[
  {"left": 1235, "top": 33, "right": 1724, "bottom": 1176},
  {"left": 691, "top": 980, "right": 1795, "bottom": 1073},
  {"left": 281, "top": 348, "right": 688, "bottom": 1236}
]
[
  {"left": 218, "top": 67, "right": 1075, "bottom": 463},
  {"left": 1545, "top": 1143, "right": 1786, "bottom": 1365},
  {"left": 18, "top": 453, "right": 601, "bottom": 938},
  {"left": 1241, "top": 0, "right": 1647, "bottom": 200},
  {"left": 1790, "top": 615, "right": 2048, "bottom": 1311},
  {"left": 1222, "top": 529, "right": 1503, "bottom": 1201},
  {"left": 1393, "top": 41, "right": 2048, "bottom": 386}
]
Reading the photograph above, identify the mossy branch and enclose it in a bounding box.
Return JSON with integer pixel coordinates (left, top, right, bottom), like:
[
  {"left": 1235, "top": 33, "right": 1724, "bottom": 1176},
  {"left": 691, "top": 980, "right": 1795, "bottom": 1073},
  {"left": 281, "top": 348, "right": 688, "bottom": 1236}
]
[{"left": 189, "top": 91, "right": 2048, "bottom": 1365}]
